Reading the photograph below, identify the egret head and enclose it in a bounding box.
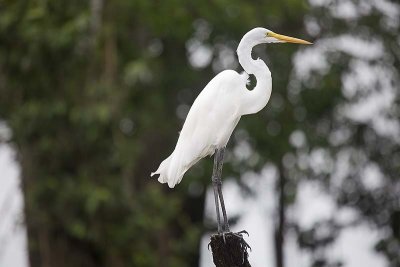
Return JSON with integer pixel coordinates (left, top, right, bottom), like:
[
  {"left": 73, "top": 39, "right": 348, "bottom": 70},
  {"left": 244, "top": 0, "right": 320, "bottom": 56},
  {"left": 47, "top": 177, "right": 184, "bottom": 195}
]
[{"left": 245, "top": 27, "right": 312, "bottom": 45}]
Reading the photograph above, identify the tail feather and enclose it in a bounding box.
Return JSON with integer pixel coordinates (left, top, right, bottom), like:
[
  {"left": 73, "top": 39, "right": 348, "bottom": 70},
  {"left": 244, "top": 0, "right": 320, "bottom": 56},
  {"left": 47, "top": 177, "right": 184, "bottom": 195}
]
[
  {"left": 150, "top": 155, "right": 171, "bottom": 184},
  {"left": 151, "top": 152, "right": 187, "bottom": 188}
]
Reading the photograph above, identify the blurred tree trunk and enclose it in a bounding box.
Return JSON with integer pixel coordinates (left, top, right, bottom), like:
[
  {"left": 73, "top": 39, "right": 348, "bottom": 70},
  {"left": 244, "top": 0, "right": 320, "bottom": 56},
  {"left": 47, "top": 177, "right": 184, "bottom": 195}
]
[{"left": 274, "top": 163, "right": 286, "bottom": 267}]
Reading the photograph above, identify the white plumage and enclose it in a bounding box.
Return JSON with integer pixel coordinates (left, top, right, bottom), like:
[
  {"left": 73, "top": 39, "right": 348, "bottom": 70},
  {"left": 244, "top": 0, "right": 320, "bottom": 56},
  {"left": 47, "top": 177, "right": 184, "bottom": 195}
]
[
  {"left": 151, "top": 27, "right": 311, "bottom": 188},
  {"left": 151, "top": 70, "right": 249, "bottom": 187}
]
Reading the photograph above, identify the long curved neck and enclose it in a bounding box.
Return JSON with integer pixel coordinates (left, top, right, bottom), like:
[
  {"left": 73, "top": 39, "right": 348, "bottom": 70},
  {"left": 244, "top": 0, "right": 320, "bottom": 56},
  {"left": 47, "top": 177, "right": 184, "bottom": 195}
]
[{"left": 237, "top": 36, "right": 272, "bottom": 115}]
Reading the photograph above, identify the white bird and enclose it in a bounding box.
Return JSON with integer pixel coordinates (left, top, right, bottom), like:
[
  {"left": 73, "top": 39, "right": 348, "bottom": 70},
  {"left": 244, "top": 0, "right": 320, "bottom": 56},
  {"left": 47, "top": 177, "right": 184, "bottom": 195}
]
[{"left": 151, "top": 27, "right": 311, "bottom": 233}]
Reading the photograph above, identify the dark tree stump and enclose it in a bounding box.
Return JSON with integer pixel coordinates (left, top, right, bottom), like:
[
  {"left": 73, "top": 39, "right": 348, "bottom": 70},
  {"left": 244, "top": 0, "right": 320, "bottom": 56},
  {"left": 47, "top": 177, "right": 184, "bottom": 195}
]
[{"left": 209, "top": 232, "right": 251, "bottom": 267}]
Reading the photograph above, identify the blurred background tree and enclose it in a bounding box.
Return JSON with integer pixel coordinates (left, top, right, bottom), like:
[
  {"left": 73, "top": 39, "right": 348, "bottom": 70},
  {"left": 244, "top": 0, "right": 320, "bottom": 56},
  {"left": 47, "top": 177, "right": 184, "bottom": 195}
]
[
  {"left": 0, "top": 0, "right": 399, "bottom": 267},
  {"left": 289, "top": 1, "right": 400, "bottom": 266}
]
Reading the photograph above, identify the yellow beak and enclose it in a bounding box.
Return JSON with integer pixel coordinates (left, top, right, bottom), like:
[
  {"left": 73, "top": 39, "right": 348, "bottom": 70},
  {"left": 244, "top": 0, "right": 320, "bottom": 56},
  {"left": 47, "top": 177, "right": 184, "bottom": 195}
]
[{"left": 268, "top": 32, "right": 312, "bottom": 45}]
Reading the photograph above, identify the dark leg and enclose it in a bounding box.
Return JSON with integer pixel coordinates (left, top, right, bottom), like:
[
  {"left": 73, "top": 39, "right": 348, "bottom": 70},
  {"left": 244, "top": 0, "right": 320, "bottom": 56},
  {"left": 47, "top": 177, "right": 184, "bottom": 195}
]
[
  {"left": 214, "top": 148, "right": 230, "bottom": 232},
  {"left": 212, "top": 149, "right": 222, "bottom": 233},
  {"left": 209, "top": 148, "right": 252, "bottom": 251}
]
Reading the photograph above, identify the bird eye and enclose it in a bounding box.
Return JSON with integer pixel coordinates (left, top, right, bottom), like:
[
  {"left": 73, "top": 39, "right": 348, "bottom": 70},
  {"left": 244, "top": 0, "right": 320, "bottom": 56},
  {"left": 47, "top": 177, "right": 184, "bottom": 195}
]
[{"left": 265, "top": 32, "right": 270, "bottom": 37}]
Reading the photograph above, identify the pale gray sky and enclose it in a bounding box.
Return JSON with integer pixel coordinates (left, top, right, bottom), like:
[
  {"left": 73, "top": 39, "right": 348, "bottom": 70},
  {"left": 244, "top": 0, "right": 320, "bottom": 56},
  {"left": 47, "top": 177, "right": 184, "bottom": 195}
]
[{"left": 0, "top": 144, "right": 29, "bottom": 267}]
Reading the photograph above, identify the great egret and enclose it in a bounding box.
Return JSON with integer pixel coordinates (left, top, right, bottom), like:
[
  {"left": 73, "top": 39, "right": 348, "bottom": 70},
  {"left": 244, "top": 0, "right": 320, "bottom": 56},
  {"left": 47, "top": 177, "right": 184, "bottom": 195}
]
[{"left": 152, "top": 27, "right": 311, "bottom": 234}]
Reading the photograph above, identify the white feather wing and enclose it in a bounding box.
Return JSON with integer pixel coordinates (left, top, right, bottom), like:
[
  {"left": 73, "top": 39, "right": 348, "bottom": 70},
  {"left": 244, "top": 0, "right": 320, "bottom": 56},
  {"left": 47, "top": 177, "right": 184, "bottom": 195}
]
[{"left": 151, "top": 70, "right": 247, "bottom": 188}]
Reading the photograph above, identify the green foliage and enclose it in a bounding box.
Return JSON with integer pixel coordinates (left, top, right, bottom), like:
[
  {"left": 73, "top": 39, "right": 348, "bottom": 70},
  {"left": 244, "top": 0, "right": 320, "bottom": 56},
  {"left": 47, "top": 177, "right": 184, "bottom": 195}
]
[{"left": 0, "top": 0, "right": 307, "bottom": 266}]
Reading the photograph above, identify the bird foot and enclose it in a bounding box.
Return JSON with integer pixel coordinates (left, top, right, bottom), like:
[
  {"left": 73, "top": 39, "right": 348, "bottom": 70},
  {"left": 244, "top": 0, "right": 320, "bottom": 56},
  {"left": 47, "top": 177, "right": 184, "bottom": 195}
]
[
  {"left": 235, "top": 230, "right": 249, "bottom": 237},
  {"left": 208, "top": 230, "right": 251, "bottom": 251},
  {"left": 231, "top": 230, "right": 252, "bottom": 251}
]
